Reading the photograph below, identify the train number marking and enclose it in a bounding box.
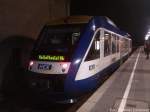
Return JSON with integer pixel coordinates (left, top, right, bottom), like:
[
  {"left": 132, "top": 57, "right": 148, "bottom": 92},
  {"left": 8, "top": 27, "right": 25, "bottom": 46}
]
[
  {"left": 89, "top": 64, "right": 95, "bottom": 70},
  {"left": 38, "top": 64, "right": 52, "bottom": 70}
]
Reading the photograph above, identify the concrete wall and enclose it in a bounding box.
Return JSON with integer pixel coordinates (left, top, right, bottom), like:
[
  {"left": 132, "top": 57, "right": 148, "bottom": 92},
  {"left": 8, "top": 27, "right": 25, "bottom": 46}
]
[
  {"left": 0, "top": 0, "right": 49, "bottom": 40},
  {"left": 49, "top": 0, "right": 70, "bottom": 20},
  {"left": 0, "top": 0, "right": 69, "bottom": 40},
  {"left": 0, "top": 0, "right": 70, "bottom": 98}
]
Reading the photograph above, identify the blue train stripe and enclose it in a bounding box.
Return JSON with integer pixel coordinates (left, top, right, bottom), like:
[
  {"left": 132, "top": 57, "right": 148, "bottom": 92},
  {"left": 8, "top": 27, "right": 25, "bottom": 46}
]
[{"left": 64, "top": 16, "right": 129, "bottom": 96}]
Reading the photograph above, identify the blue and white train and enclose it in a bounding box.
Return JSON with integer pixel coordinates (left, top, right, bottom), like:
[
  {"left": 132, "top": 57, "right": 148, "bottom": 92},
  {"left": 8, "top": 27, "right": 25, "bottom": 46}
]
[{"left": 27, "top": 16, "right": 132, "bottom": 103}]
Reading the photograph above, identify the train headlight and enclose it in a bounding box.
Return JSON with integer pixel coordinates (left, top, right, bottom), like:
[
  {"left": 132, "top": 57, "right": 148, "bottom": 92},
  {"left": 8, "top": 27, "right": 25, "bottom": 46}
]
[
  {"left": 28, "top": 61, "right": 34, "bottom": 70},
  {"left": 74, "top": 59, "right": 81, "bottom": 64},
  {"left": 29, "top": 61, "right": 34, "bottom": 66},
  {"left": 92, "top": 25, "right": 96, "bottom": 31},
  {"left": 62, "top": 63, "right": 68, "bottom": 73},
  {"left": 62, "top": 63, "right": 68, "bottom": 69}
]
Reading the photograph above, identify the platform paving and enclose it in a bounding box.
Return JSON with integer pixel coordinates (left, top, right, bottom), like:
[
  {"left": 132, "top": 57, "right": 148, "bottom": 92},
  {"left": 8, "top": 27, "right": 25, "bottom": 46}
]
[{"left": 77, "top": 47, "right": 150, "bottom": 112}]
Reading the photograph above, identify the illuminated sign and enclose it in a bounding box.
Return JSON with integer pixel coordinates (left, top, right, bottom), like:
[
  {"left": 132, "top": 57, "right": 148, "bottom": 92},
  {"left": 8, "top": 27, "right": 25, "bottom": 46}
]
[{"left": 38, "top": 55, "right": 65, "bottom": 61}]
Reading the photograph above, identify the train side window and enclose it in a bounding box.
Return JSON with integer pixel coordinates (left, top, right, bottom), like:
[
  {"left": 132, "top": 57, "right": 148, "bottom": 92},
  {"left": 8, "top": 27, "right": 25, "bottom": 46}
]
[
  {"left": 104, "top": 31, "right": 111, "bottom": 57},
  {"left": 124, "top": 38, "right": 129, "bottom": 53},
  {"left": 116, "top": 36, "right": 119, "bottom": 52},
  {"left": 112, "top": 34, "right": 117, "bottom": 54},
  {"left": 130, "top": 40, "right": 132, "bottom": 49},
  {"left": 85, "top": 31, "right": 100, "bottom": 61}
]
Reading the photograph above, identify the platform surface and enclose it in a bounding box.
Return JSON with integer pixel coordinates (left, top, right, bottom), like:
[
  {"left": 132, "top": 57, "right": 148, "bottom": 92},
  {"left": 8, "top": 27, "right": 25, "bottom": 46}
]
[{"left": 77, "top": 47, "right": 150, "bottom": 112}]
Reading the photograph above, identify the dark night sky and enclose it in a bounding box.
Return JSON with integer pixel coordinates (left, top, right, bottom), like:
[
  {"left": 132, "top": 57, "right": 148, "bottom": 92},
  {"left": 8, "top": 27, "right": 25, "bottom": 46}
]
[{"left": 70, "top": 0, "right": 150, "bottom": 45}]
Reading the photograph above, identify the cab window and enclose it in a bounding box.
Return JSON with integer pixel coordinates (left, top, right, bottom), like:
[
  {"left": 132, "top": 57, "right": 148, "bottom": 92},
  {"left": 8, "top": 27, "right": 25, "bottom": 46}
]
[{"left": 85, "top": 30, "right": 100, "bottom": 61}]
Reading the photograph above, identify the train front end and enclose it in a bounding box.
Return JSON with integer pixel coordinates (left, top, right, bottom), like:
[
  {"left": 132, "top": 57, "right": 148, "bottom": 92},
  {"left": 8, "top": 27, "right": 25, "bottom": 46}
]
[{"left": 27, "top": 18, "right": 90, "bottom": 102}]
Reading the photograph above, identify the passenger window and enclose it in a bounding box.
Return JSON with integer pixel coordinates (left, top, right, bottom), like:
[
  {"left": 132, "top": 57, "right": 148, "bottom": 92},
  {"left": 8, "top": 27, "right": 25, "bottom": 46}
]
[
  {"left": 112, "top": 34, "right": 117, "bottom": 54},
  {"left": 85, "top": 31, "right": 100, "bottom": 61},
  {"left": 104, "top": 31, "right": 111, "bottom": 57},
  {"left": 116, "top": 36, "right": 119, "bottom": 52},
  {"left": 124, "top": 38, "right": 129, "bottom": 53}
]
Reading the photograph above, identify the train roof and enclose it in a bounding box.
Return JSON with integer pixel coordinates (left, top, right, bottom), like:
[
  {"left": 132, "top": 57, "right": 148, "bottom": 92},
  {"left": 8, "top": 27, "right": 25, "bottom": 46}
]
[
  {"left": 93, "top": 16, "right": 129, "bottom": 36},
  {"left": 47, "top": 16, "right": 129, "bottom": 37},
  {"left": 48, "top": 16, "right": 92, "bottom": 25}
]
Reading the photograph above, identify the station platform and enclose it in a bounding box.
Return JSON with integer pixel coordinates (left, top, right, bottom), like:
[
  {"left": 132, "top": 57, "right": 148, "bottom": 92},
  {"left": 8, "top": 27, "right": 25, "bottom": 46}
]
[{"left": 77, "top": 47, "right": 150, "bottom": 112}]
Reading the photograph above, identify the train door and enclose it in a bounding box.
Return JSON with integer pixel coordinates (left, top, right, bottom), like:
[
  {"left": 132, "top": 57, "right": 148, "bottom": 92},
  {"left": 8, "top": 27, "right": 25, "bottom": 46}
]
[
  {"left": 101, "top": 30, "right": 112, "bottom": 69},
  {"left": 120, "top": 38, "right": 129, "bottom": 58},
  {"left": 100, "top": 30, "right": 120, "bottom": 70},
  {"left": 111, "top": 34, "right": 118, "bottom": 63}
]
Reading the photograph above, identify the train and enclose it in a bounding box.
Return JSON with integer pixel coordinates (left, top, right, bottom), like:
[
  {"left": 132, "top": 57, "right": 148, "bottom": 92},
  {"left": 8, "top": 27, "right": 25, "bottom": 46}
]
[{"left": 27, "top": 16, "right": 132, "bottom": 103}]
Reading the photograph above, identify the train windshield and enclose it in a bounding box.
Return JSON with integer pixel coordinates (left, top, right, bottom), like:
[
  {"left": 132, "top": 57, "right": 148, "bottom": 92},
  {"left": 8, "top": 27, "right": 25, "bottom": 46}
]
[{"left": 33, "top": 24, "right": 86, "bottom": 61}]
